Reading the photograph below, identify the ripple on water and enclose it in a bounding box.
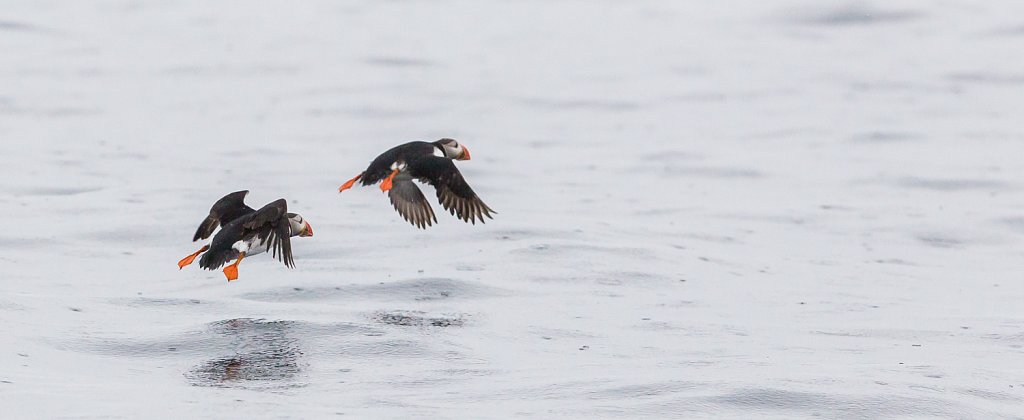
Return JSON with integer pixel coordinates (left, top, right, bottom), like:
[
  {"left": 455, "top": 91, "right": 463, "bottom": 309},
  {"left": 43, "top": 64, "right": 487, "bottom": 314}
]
[
  {"left": 948, "top": 72, "right": 1024, "bottom": 86},
  {"left": 14, "top": 186, "right": 104, "bottom": 196},
  {"left": 364, "top": 56, "right": 435, "bottom": 68},
  {"left": 986, "top": 24, "right": 1024, "bottom": 37},
  {"left": 336, "top": 339, "right": 435, "bottom": 359},
  {"left": 956, "top": 387, "right": 1023, "bottom": 402},
  {"left": 586, "top": 381, "right": 702, "bottom": 400},
  {"left": 69, "top": 318, "right": 377, "bottom": 389},
  {"left": 849, "top": 131, "right": 924, "bottom": 143},
  {"left": 915, "top": 234, "right": 966, "bottom": 249},
  {"left": 781, "top": 3, "right": 923, "bottom": 26},
  {"left": 656, "top": 165, "right": 763, "bottom": 179},
  {"left": 510, "top": 96, "right": 641, "bottom": 112},
  {"left": 512, "top": 243, "right": 654, "bottom": 259},
  {"left": 371, "top": 310, "right": 468, "bottom": 328},
  {"left": 996, "top": 217, "right": 1024, "bottom": 234},
  {"left": 895, "top": 177, "right": 1009, "bottom": 191},
  {"left": 700, "top": 388, "right": 990, "bottom": 418},
  {"left": 240, "top": 277, "right": 508, "bottom": 303},
  {"left": 0, "top": 20, "right": 47, "bottom": 33}
]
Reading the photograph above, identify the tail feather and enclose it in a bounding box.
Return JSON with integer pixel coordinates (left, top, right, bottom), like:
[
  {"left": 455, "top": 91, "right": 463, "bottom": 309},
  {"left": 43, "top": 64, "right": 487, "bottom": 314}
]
[{"left": 198, "top": 248, "right": 236, "bottom": 270}]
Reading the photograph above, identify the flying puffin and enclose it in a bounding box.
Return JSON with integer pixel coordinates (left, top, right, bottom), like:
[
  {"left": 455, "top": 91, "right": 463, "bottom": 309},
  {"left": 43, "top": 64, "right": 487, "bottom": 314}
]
[
  {"left": 337, "top": 138, "right": 496, "bottom": 229},
  {"left": 178, "top": 191, "right": 313, "bottom": 281}
]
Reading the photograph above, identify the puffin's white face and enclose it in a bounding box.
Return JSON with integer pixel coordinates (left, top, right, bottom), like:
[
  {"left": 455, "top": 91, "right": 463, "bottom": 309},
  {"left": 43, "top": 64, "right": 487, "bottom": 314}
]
[
  {"left": 438, "top": 138, "right": 471, "bottom": 160},
  {"left": 287, "top": 213, "right": 314, "bottom": 237}
]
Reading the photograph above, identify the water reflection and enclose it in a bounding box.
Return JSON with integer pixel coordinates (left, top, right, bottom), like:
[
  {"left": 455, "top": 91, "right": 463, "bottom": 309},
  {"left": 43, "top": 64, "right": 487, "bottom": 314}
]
[{"left": 187, "top": 318, "right": 304, "bottom": 388}]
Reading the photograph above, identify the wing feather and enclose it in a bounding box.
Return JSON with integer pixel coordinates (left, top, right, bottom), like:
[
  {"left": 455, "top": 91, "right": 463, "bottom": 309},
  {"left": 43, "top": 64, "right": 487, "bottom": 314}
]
[
  {"left": 266, "top": 219, "right": 294, "bottom": 268},
  {"left": 387, "top": 177, "right": 437, "bottom": 229},
  {"left": 193, "top": 190, "right": 253, "bottom": 241},
  {"left": 409, "top": 157, "right": 495, "bottom": 225},
  {"left": 241, "top": 199, "right": 295, "bottom": 268},
  {"left": 244, "top": 199, "right": 287, "bottom": 230}
]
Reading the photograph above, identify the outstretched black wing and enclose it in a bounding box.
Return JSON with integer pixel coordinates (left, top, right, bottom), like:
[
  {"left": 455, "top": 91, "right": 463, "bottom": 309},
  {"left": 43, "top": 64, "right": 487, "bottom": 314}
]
[
  {"left": 410, "top": 157, "right": 495, "bottom": 224},
  {"left": 245, "top": 199, "right": 295, "bottom": 268},
  {"left": 387, "top": 174, "right": 438, "bottom": 229},
  {"left": 193, "top": 190, "right": 254, "bottom": 241}
]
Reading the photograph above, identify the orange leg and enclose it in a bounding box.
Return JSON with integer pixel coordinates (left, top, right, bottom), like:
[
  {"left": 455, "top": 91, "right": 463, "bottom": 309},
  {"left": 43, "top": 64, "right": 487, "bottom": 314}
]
[
  {"left": 338, "top": 172, "right": 363, "bottom": 192},
  {"left": 379, "top": 169, "right": 400, "bottom": 192},
  {"left": 222, "top": 252, "right": 246, "bottom": 282},
  {"left": 177, "top": 245, "right": 209, "bottom": 269}
]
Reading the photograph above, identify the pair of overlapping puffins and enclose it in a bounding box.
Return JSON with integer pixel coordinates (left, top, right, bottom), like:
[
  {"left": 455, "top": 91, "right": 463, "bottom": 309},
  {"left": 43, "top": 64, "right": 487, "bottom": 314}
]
[{"left": 177, "top": 139, "right": 495, "bottom": 281}]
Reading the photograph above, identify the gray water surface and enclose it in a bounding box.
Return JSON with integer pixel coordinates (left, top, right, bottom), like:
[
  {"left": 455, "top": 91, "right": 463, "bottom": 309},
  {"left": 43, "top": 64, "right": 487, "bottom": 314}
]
[{"left": 1, "top": 1, "right": 1023, "bottom": 418}]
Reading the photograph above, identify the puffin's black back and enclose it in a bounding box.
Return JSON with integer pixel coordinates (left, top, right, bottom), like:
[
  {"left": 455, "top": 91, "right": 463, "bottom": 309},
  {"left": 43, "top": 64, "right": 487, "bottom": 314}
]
[
  {"left": 198, "top": 217, "right": 246, "bottom": 269},
  {"left": 360, "top": 141, "right": 437, "bottom": 186}
]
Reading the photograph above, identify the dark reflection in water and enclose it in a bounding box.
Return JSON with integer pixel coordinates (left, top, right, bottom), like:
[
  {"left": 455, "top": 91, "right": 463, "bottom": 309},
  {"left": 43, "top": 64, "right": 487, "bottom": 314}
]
[
  {"left": 186, "top": 318, "right": 304, "bottom": 388},
  {"left": 190, "top": 353, "right": 301, "bottom": 385},
  {"left": 71, "top": 314, "right": 380, "bottom": 389},
  {"left": 372, "top": 310, "right": 466, "bottom": 328}
]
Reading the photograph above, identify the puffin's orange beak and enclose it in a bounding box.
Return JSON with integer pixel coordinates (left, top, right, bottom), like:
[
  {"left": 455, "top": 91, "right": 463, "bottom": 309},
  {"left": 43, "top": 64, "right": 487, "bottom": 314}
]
[
  {"left": 301, "top": 222, "right": 313, "bottom": 237},
  {"left": 459, "top": 147, "right": 471, "bottom": 160}
]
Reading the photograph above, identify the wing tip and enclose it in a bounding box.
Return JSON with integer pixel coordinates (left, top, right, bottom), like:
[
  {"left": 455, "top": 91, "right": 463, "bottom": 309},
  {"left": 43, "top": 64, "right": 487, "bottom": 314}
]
[{"left": 192, "top": 215, "right": 219, "bottom": 242}]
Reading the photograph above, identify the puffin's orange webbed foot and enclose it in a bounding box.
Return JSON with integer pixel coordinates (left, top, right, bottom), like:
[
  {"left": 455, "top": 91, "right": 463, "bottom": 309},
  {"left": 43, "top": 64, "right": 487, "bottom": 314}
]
[
  {"left": 178, "top": 245, "right": 209, "bottom": 269},
  {"left": 222, "top": 252, "right": 245, "bottom": 282},
  {"left": 380, "top": 169, "right": 400, "bottom": 192},
  {"left": 223, "top": 265, "right": 239, "bottom": 281},
  {"left": 338, "top": 173, "right": 363, "bottom": 193}
]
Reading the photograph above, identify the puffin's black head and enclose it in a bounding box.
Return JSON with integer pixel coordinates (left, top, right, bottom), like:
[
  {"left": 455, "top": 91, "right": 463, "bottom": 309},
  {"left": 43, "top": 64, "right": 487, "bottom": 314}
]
[
  {"left": 285, "top": 213, "right": 314, "bottom": 237},
  {"left": 434, "top": 138, "right": 470, "bottom": 161}
]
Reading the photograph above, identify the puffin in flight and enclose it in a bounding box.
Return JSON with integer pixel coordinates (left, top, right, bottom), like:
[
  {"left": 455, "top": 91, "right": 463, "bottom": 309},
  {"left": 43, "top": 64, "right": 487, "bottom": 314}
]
[
  {"left": 337, "top": 138, "right": 496, "bottom": 229},
  {"left": 177, "top": 191, "right": 313, "bottom": 281}
]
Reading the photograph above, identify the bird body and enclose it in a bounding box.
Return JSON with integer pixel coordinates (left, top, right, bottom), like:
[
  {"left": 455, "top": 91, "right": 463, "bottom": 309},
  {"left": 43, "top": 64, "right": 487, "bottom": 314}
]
[
  {"left": 358, "top": 141, "right": 439, "bottom": 186},
  {"left": 338, "top": 138, "right": 495, "bottom": 229},
  {"left": 179, "top": 192, "right": 312, "bottom": 281}
]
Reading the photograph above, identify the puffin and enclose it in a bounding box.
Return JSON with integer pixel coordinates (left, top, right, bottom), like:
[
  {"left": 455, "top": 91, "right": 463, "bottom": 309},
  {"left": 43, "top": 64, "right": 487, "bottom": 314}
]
[
  {"left": 177, "top": 191, "right": 313, "bottom": 281},
  {"left": 337, "top": 138, "right": 496, "bottom": 229}
]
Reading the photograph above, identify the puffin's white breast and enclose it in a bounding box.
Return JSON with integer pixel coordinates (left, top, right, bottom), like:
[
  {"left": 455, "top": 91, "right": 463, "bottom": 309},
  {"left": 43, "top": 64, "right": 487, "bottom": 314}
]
[{"left": 232, "top": 236, "right": 269, "bottom": 256}]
